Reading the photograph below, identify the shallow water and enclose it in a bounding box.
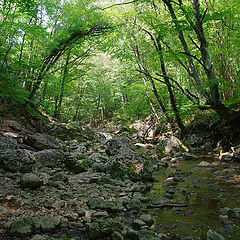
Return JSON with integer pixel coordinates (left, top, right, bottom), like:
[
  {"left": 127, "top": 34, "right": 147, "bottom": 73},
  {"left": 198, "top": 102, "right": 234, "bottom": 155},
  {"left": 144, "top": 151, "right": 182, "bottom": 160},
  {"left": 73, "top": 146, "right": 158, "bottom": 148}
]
[{"left": 147, "top": 158, "right": 240, "bottom": 239}]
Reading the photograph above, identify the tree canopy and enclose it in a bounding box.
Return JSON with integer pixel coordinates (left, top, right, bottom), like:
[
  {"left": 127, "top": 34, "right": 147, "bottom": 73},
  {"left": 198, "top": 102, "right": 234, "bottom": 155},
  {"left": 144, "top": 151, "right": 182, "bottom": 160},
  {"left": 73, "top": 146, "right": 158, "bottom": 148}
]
[{"left": 0, "top": 0, "right": 239, "bottom": 127}]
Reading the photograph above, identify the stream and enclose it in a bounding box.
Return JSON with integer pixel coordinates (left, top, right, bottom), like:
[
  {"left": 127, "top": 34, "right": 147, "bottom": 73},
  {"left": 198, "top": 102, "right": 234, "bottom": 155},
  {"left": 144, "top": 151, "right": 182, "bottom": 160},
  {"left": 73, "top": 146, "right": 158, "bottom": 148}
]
[{"left": 147, "top": 157, "right": 240, "bottom": 239}]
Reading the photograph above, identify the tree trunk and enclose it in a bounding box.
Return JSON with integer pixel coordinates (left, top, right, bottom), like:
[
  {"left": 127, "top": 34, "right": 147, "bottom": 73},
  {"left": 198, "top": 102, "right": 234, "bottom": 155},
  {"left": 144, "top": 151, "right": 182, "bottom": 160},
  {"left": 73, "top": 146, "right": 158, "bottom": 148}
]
[
  {"left": 156, "top": 36, "right": 185, "bottom": 130},
  {"left": 191, "top": 0, "right": 239, "bottom": 122},
  {"left": 55, "top": 49, "right": 71, "bottom": 119},
  {"left": 163, "top": 0, "right": 209, "bottom": 103}
]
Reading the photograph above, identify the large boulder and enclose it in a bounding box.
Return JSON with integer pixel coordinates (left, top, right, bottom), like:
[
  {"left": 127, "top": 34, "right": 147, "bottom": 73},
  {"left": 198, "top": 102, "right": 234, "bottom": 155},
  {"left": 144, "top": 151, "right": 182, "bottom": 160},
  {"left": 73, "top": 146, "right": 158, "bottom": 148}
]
[
  {"left": 23, "top": 133, "right": 61, "bottom": 150},
  {"left": 156, "top": 136, "right": 188, "bottom": 156},
  {"left": 33, "top": 149, "right": 64, "bottom": 168},
  {"left": 0, "top": 135, "right": 18, "bottom": 149},
  {"left": 105, "top": 136, "right": 153, "bottom": 181},
  {"left": 0, "top": 149, "right": 35, "bottom": 173}
]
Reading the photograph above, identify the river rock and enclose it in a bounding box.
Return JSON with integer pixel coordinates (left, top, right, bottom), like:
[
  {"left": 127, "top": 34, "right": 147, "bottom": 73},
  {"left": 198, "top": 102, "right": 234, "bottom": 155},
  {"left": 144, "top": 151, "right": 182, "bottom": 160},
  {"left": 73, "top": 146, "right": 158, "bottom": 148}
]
[
  {"left": 206, "top": 229, "right": 225, "bottom": 240},
  {"left": 133, "top": 219, "right": 146, "bottom": 229},
  {"left": 139, "top": 229, "right": 164, "bottom": 240},
  {"left": 0, "top": 149, "right": 35, "bottom": 172},
  {"left": 126, "top": 199, "right": 142, "bottom": 210},
  {"left": 20, "top": 173, "right": 43, "bottom": 189},
  {"left": 140, "top": 214, "right": 154, "bottom": 226},
  {"left": 125, "top": 228, "right": 139, "bottom": 240},
  {"left": 213, "top": 168, "right": 236, "bottom": 178},
  {"left": 10, "top": 217, "right": 35, "bottom": 237},
  {"left": 105, "top": 136, "right": 153, "bottom": 181},
  {"left": 156, "top": 136, "right": 188, "bottom": 155},
  {"left": 197, "top": 161, "right": 212, "bottom": 168},
  {"left": 87, "top": 218, "right": 124, "bottom": 239},
  {"left": 23, "top": 133, "right": 61, "bottom": 150}
]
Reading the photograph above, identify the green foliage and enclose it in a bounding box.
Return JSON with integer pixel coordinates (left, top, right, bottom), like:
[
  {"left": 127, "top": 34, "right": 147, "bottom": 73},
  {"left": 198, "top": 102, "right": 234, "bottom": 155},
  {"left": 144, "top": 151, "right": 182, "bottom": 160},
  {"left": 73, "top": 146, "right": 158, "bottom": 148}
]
[{"left": 0, "top": 0, "right": 239, "bottom": 127}]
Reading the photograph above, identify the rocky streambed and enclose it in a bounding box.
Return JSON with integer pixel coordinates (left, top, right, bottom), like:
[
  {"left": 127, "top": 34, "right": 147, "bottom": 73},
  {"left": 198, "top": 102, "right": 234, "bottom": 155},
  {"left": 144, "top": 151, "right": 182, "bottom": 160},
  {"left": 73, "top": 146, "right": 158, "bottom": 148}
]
[{"left": 0, "top": 120, "right": 240, "bottom": 240}]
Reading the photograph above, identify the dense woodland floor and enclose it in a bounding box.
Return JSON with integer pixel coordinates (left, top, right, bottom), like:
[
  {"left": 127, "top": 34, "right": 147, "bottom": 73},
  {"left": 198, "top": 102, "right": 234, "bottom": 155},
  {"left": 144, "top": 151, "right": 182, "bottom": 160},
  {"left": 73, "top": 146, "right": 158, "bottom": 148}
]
[{"left": 0, "top": 101, "right": 240, "bottom": 240}]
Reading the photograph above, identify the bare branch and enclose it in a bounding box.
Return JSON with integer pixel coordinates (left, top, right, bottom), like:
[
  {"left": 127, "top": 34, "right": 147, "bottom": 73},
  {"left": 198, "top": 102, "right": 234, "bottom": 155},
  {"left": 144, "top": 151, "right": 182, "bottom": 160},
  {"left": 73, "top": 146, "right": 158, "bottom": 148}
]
[{"left": 98, "top": 0, "right": 139, "bottom": 11}]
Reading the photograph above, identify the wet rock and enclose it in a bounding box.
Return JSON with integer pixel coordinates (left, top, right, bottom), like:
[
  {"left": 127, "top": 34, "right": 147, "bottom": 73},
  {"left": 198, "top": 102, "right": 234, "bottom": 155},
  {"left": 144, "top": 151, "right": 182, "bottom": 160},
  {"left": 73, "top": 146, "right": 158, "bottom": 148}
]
[
  {"left": 197, "top": 161, "right": 212, "bottom": 168},
  {"left": 10, "top": 217, "right": 35, "bottom": 237},
  {"left": 87, "top": 218, "right": 123, "bottom": 239},
  {"left": 0, "top": 135, "right": 18, "bottom": 149},
  {"left": 213, "top": 168, "right": 236, "bottom": 178},
  {"left": 0, "top": 149, "right": 35, "bottom": 172},
  {"left": 206, "top": 229, "right": 225, "bottom": 240},
  {"left": 33, "top": 149, "right": 64, "bottom": 168},
  {"left": 140, "top": 214, "right": 154, "bottom": 226},
  {"left": 139, "top": 229, "right": 164, "bottom": 240},
  {"left": 133, "top": 219, "right": 146, "bottom": 229},
  {"left": 20, "top": 173, "right": 43, "bottom": 189},
  {"left": 23, "top": 133, "right": 61, "bottom": 150}
]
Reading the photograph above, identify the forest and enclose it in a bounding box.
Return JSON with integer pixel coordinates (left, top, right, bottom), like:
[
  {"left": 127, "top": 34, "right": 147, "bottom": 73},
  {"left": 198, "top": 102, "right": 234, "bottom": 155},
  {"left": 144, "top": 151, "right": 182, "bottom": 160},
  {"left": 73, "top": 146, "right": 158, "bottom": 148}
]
[{"left": 0, "top": 0, "right": 240, "bottom": 240}]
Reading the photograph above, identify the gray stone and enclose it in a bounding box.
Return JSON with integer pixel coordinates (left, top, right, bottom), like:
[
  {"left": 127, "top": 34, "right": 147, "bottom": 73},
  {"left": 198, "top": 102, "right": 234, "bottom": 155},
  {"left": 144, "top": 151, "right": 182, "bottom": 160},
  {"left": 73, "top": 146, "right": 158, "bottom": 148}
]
[
  {"left": 20, "top": 173, "right": 43, "bottom": 189},
  {"left": 33, "top": 149, "right": 64, "bottom": 168},
  {"left": 0, "top": 149, "right": 35, "bottom": 172},
  {"left": 104, "top": 136, "right": 154, "bottom": 181},
  {"left": 87, "top": 218, "right": 124, "bottom": 239},
  {"left": 139, "top": 229, "right": 164, "bottom": 240},
  {"left": 39, "top": 216, "right": 61, "bottom": 231},
  {"left": 8, "top": 120, "right": 22, "bottom": 131},
  {"left": 23, "top": 133, "right": 60, "bottom": 150},
  {"left": 92, "top": 211, "right": 109, "bottom": 219},
  {"left": 157, "top": 136, "right": 188, "bottom": 155},
  {"left": 213, "top": 168, "right": 236, "bottom": 178},
  {"left": 76, "top": 207, "right": 88, "bottom": 216},
  {"left": 140, "top": 214, "right": 154, "bottom": 226},
  {"left": 0, "top": 135, "right": 18, "bottom": 149},
  {"left": 125, "top": 228, "right": 139, "bottom": 240},
  {"left": 89, "top": 197, "right": 103, "bottom": 209},
  {"left": 132, "top": 219, "right": 146, "bottom": 229},
  {"left": 197, "top": 161, "right": 212, "bottom": 168},
  {"left": 126, "top": 199, "right": 142, "bottom": 210},
  {"left": 206, "top": 229, "right": 225, "bottom": 240},
  {"left": 10, "top": 217, "right": 34, "bottom": 237}
]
